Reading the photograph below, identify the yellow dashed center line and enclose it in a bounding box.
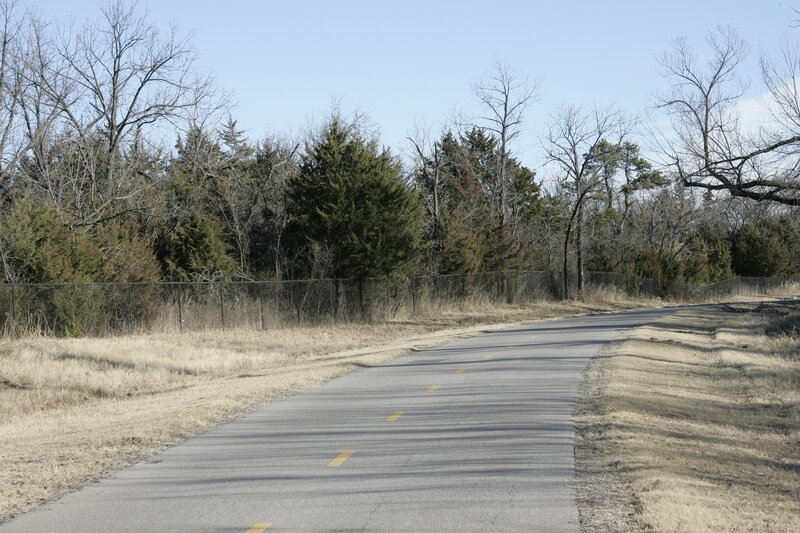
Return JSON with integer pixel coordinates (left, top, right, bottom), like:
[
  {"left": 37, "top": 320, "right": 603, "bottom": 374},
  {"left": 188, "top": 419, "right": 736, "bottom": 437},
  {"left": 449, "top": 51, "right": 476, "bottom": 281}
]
[
  {"left": 453, "top": 368, "right": 466, "bottom": 374},
  {"left": 506, "top": 345, "right": 515, "bottom": 349},
  {"left": 425, "top": 385, "right": 440, "bottom": 392},
  {"left": 483, "top": 354, "right": 493, "bottom": 359},
  {"left": 326, "top": 451, "right": 354, "bottom": 467},
  {"left": 385, "top": 411, "right": 405, "bottom": 422},
  {"left": 530, "top": 335, "right": 538, "bottom": 340},
  {"left": 244, "top": 523, "right": 271, "bottom": 533}
]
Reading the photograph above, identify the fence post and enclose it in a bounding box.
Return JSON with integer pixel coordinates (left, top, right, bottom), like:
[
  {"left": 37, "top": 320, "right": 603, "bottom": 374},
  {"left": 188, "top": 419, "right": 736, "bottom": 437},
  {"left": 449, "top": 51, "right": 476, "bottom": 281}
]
[
  {"left": 332, "top": 279, "right": 339, "bottom": 321},
  {"left": 385, "top": 278, "right": 390, "bottom": 316},
  {"left": 298, "top": 282, "right": 303, "bottom": 323},
  {"left": 358, "top": 279, "right": 364, "bottom": 319},
  {"left": 128, "top": 282, "right": 133, "bottom": 333},
  {"left": 177, "top": 285, "right": 183, "bottom": 333},
  {"left": 219, "top": 282, "right": 225, "bottom": 330},
  {"left": 411, "top": 277, "right": 416, "bottom": 314},
  {"left": 10, "top": 283, "right": 16, "bottom": 333},
  {"left": 295, "top": 282, "right": 301, "bottom": 324},
  {"left": 274, "top": 283, "right": 280, "bottom": 326},
  {"left": 259, "top": 283, "right": 265, "bottom": 331}
]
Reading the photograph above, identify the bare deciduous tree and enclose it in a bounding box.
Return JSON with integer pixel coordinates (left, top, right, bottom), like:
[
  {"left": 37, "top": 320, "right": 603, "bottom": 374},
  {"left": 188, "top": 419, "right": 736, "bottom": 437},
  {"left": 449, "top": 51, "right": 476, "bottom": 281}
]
[
  {"left": 0, "top": 0, "right": 24, "bottom": 196},
  {"left": 20, "top": 0, "right": 221, "bottom": 228},
  {"left": 544, "top": 105, "right": 626, "bottom": 298},
  {"left": 472, "top": 61, "right": 539, "bottom": 227},
  {"left": 0, "top": 1, "right": 61, "bottom": 199},
  {"left": 630, "top": 184, "right": 699, "bottom": 281},
  {"left": 54, "top": 1, "right": 214, "bottom": 154},
  {"left": 659, "top": 27, "right": 800, "bottom": 206}
]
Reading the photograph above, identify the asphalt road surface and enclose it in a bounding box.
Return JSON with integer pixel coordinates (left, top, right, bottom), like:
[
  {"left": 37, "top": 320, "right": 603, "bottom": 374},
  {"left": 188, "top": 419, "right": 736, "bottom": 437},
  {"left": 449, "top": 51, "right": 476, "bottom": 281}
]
[{"left": 0, "top": 307, "right": 679, "bottom": 532}]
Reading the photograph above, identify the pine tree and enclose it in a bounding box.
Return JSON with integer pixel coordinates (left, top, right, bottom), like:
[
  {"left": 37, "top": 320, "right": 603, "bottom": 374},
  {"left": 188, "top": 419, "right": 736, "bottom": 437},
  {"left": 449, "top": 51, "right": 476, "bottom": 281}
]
[
  {"left": 287, "top": 115, "right": 423, "bottom": 279},
  {"left": 732, "top": 216, "right": 800, "bottom": 277}
]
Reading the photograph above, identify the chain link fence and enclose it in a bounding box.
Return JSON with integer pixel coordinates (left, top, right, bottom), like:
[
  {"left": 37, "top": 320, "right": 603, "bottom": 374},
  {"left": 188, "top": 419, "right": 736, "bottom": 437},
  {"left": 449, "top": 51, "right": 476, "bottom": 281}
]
[
  {"left": 586, "top": 272, "right": 800, "bottom": 301},
  {"left": 1, "top": 270, "right": 798, "bottom": 337},
  {"left": 0, "top": 271, "right": 559, "bottom": 337}
]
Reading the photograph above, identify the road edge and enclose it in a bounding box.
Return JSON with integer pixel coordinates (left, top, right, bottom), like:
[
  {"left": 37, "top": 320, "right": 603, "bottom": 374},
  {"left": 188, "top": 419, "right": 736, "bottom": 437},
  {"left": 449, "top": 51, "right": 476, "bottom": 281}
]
[{"left": 574, "top": 330, "right": 643, "bottom": 531}]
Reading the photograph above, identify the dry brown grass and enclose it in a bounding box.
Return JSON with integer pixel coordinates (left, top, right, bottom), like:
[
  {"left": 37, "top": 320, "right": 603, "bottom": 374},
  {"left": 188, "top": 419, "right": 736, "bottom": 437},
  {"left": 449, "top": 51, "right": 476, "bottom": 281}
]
[
  {"left": 577, "top": 304, "right": 800, "bottom": 532},
  {"left": 0, "top": 293, "right": 665, "bottom": 524}
]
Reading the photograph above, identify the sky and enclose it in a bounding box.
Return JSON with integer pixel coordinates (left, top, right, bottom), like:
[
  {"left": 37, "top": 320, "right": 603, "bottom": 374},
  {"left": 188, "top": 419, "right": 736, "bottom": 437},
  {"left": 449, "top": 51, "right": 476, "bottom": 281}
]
[{"left": 30, "top": 0, "right": 799, "bottom": 171}]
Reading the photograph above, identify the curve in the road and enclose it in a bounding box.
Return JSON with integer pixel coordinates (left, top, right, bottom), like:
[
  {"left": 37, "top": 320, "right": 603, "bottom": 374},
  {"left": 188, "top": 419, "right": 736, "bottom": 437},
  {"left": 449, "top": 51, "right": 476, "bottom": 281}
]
[{"left": 0, "top": 307, "right": 679, "bottom": 532}]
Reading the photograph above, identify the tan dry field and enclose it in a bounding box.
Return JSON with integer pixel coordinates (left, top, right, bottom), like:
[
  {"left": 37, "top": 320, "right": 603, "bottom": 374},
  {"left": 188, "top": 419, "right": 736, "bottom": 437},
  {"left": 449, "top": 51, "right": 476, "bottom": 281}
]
[
  {"left": 577, "top": 303, "right": 800, "bottom": 532},
  {"left": 0, "top": 292, "right": 658, "bottom": 524}
]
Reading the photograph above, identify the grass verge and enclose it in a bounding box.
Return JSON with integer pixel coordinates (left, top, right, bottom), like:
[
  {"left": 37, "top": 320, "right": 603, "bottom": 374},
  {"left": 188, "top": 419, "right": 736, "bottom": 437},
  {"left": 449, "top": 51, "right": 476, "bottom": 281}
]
[{"left": 576, "top": 304, "right": 800, "bottom": 532}]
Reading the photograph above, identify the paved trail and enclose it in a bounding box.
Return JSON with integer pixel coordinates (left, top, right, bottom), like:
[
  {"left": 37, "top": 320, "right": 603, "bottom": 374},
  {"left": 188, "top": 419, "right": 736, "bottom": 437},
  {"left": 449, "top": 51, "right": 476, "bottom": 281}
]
[{"left": 0, "top": 308, "right": 678, "bottom": 532}]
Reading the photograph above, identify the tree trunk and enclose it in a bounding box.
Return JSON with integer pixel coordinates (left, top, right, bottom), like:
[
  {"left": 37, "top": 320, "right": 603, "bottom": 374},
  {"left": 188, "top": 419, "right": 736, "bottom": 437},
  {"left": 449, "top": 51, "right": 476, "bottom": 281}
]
[
  {"left": 576, "top": 205, "right": 585, "bottom": 298},
  {"left": 562, "top": 224, "right": 571, "bottom": 300},
  {"left": 499, "top": 140, "right": 507, "bottom": 227}
]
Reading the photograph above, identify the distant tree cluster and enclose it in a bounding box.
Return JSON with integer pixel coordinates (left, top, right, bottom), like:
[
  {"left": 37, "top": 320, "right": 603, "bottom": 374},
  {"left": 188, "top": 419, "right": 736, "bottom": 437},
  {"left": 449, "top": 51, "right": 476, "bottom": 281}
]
[{"left": 0, "top": 1, "right": 799, "bottom": 295}]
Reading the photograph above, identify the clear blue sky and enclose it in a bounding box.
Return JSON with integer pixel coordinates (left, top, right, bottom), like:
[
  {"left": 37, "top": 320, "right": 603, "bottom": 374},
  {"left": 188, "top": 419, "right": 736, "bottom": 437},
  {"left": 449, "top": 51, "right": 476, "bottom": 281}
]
[{"left": 31, "top": 0, "right": 797, "bottom": 169}]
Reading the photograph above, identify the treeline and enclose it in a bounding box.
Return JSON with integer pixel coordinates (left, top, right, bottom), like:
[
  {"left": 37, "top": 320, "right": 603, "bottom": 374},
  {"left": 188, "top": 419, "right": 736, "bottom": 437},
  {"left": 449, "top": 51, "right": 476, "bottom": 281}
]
[{"left": 0, "top": 2, "right": 799, "bottom": 294}]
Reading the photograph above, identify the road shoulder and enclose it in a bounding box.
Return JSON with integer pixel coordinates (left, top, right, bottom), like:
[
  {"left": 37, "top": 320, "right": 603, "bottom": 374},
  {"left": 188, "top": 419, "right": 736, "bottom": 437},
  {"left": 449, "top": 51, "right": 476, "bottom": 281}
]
[{"left": 575, "top": 304, "right": 800, "bottom": 532}]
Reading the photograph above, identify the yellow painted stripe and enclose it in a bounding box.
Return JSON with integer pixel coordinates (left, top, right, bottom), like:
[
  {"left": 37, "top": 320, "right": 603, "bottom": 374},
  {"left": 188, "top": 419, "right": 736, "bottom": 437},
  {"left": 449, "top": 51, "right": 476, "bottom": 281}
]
[
  {"left": 385, "top": 411, "right": 405, "bottom": 422},
  {"left": 530, "top": 335, "right": 538, "bottom": 340},
  {"left": 506, "top": 345, "right": 515, "bottom": 349},
  {"left": 326, "top": 451, "right": 354, "bottom": 467},
  {"left": 425, "top": 385, "right": 440, "bottom": 392},
  {"left": 244, "top": 523, "right": 271, "bottom": 533},
  {"left": 483, "top": 354, "right": 493, "bottom": 359},
  {"left": 453, "top": 368, "right": 466, "bottom": 374}
]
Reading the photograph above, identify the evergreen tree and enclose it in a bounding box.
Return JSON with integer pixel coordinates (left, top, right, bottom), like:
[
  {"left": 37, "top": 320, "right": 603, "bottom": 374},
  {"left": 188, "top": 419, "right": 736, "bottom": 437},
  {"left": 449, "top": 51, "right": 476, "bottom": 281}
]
[
  {"left": 678, "top": 224, "right": 733, "bottom": 283},
  {"left": 430, "top": 128, "right": 538, "bottom": 273},
  {"left": 436, "top": 130, "right": 493, "bottom": 273},
  {"left": 168, "top": 125, "right": 224, "bottom": 220},
  {"left": 732, "top": 216, "right": 800, "bottom": 277},
  {"left": 156, "top": 127, "right": 235, "bottom": 281},
  {"left": 287, "top": 115, "right": 423, "bottom": 279},
  {"left": 213, "top": 119, "right": 262, "bottom": 279},
  {"left": 155, "top": 212, "right": 236, "bottom": 281}
]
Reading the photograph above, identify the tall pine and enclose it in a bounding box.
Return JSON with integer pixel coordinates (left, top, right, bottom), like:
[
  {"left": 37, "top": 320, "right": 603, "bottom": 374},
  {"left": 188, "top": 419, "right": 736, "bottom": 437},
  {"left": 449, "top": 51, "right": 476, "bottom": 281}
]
[{"left": 287, "top": 115, "right": 423, "bottom": 279}]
